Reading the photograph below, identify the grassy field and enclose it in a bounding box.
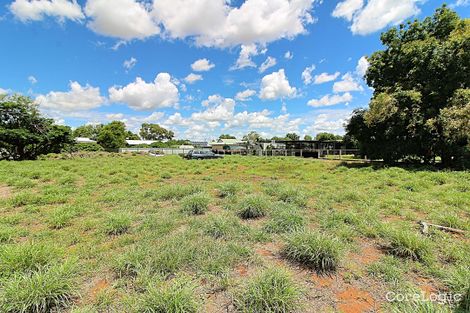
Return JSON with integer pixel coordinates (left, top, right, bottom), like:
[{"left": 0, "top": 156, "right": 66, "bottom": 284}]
[{"left": 0, "top": 154, "right": 469, "bottom": 313}]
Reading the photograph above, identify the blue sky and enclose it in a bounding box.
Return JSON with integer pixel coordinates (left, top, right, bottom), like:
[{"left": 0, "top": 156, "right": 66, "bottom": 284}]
[{"left": 0, "top": 0, "right": 468, "bottom": 140}]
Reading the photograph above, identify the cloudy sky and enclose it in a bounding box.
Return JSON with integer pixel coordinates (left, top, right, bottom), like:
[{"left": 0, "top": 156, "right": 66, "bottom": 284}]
[{"left": 1, "top": 0, "right": 468, "bottom": 140}]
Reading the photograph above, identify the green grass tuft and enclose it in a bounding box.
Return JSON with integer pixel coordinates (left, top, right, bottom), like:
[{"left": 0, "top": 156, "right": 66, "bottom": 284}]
[
  {"left": 218, "top": 181, "right": 241, "bottom": 198},
  {"left": 234, "top": 267, "right": 302, "bottom": 313},
  {"left": 180, "top": 193, "right": 210, "bottom": 215},
  {"left": 137, "top": 277, "right": 199, "bottom": 313},
  {"left": 104, "top": 213, "right": 132, "bottom": 235},
  {"left": 388, "top": 230, "right": 432, "bottom": 262},
  {"left": 282, "top": 231, "right": 341, "bottom": 273},
  {"left": 0, "top": 261, "right": 78, "bottom": 313},
  {"left": 237, "top": 194, "right": 270, "bottom": 219},
  {"left": 0, "top": 243, "right": 58, "bottom": 277},
  {"left": 264, "top": 204, "right": 305, "bottom": 234}
]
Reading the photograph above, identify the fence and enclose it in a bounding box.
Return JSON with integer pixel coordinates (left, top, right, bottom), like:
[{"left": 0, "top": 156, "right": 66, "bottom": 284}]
[{"left": 120, "top": 148, "right": 363, "bottom": 160}]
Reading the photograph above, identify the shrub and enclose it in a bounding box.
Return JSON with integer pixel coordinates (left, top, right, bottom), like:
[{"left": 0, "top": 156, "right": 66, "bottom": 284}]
[
  {"left": 218, "top": 182, "right": 241, "bottom": 198},
  {"left": 74, "top": 143, "right": 104, "bottom": 152},
  {"left": 138, "top": 277, "right": 199, "bottom": 313},
  {"left": 282, "top": 231, "right": 341, "bottom": 273},
  {"left": 237, "top": 195, "right": 270, "bottom": 219},
  {"left": 264, "top": 205, "right": 305, "bottom": 234},
  {"left": 155, "top": 184, "right": 202, "bottom": 201},
  {"left": 104, "top": 213, "right": 132, "bottom": 235},
  {"left": 180, "top": 193, "right": 210, "bottom": 215},
  {"left": 388, "top": 230, "right": 431, "bottom": 262},
  {"left": 234, "top": 268, "right": 302, "bottom": 313},
  {"left": 0, "top": 243, "right": 58, "bottom": 277},
  {"left": 0, "top": 261, "right": 78, "bottom": 313}
]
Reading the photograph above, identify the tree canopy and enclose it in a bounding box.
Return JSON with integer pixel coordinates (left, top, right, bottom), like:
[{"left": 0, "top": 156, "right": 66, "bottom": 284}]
[
  {"left": 139, "top": 123, "right": 174, "bottom": 141},
  {"left": 346, "top": 6, "right": 469, "bottom": 166},
  {"left": 97, "top": 121, "right": 127, "bottom": 151},
  {"left": 0, "top": 95, "right": 73, "bottom": 160},
  {"left": 219, "top": 134, "right": 236, "bottom": 139},
  {"left": 315, "top": 133, "right": 343, "bottom": 141},
  {"left": 72, "top": 124, "right": 102, "bottom": 140}
]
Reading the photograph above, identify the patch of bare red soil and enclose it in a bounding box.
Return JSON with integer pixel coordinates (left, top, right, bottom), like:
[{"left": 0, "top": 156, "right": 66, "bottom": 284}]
[
  {"left": 357, "top": 245, "right": 382, "bottom": 265},
  {"left": 337, "top": 287, "right": 376, "bottom": 313},
  {"left": 235, "top": 264, "right": 248, "bottom": 277},
  {"left": 312, "top": 274, "right": 334, "bottom": 288},
  {"left": 90, "top": 279, "right": 109, "bottom": 301},
  {"left": 416, "top": 277, "right": 438, "bottom": 298}
]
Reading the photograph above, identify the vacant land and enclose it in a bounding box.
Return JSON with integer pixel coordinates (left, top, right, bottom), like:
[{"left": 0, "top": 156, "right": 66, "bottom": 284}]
[{"left": 0, "top": 154, "right": 469, "bottom": 312}]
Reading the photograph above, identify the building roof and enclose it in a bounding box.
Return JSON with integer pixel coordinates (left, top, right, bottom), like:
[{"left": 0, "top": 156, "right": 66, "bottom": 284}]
[
  {"left": 210, "top": 139, "right": 245, "bottom": 145},
  {"left": 126, "top": 140, "right": 158, "bottom": 146},
  {"left": 75, "top": 137, "right": 96, "bottom": 143}
]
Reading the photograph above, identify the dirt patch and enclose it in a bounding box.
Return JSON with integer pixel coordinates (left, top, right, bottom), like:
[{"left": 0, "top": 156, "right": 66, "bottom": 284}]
[
  {"left": 312, "top": 274, "right": 335, "bottom": 288},
  {"left": 0, "top": 185, "right": 12, "bottom": 199},
  {"left": 357, "top": 245, "right": 382, "bottom": 265},
  {"left": 337, "top": 286, "right": 376, "bottom": 313},
  {"left": 235, "top": 264, "right": 249, "bottom": 277},
  {"left": 90, "top": 279, "right": 110, "bottom": 301}
]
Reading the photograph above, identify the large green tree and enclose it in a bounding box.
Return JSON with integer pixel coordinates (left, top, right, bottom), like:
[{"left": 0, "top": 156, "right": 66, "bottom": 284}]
[
  {"left": 139, "top": 123, "right": 174, "bottom": 141},
  {"left": 0, "top": 95, "right": 73, "bottom": 160},
  {"left": 219, "top": 134, "right": 236, "bottom": 139},
  {"left": 315, "top": 132, "right": 343, "bottom": 141},
  {"left": 72, "top": 124, "right": 102, "bottom": 140},
  {"left": 97, "top": 121, "right": 127, "bottom": 150},
  {"left": 346, "top": 6, "right": 470, "bottom": 166}
]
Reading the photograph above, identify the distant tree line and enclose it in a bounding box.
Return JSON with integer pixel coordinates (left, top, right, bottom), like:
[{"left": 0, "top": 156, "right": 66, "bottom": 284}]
[{"left": 345, "top": 6, "right": 469, "bottom": 167}]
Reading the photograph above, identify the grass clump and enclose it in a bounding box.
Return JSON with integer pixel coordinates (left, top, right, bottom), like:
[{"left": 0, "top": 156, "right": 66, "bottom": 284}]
[
  {"left": 282, "top": 231, "right": 341, "bottom": 273},
  {"left": 200, "top": 213, "right": 247, "bottom": 240},
  {"left": 104, "top": 213, "right": 132, "bottom": 235},
  {"left": 387, "top": 230, "right": 432, "bottom": 262},
  {"left": 137, "top": 277, "right": 199, "bottom": 313},
  {"left": 234, "top": 268, "right": 302, "bottom": 313},
  {"left": 180, "top": 193, "right": 210, "bottom": 215},
  {"left": 0, "top": 243, "right": 58, "bottom": 276},
  {"left": 264, "top": 182, "right": 308, "bottom": 208},
  {"left": 218, "top": 181, "right": 241, "bottom": 198},
  {"left": 264, "top": 204, "right": 305, "bottom": 234},
  {"left": 0, "top": 261, "right": 78, "bottom": 313},
  {"left": 237, "top": 194, "right": 270, "bottom": 219},
  {"left": 155, "top": 184, "right": 202, "bottom": 201}
]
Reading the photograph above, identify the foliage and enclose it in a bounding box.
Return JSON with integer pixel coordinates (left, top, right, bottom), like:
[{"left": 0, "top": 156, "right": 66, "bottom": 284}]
[
  {"left": 315, "top": 132, "right": 343, "bottom": 141},
  {"left": 217, "top": 181, "right": 241, "bottom": 198},
  {"left": 137, "top": 277, "right": 199, "bottom": 313},
  {"left": 0, "top": 95, "right": 73, "bottom": 160},
  {"left": 72, "top": 124, "right": 102, "bottom": 140},
  {"left": 242, "top": 131, "right": 263, "bottom": 143},
  {"left": 140, "top": 123, "right": 174, "bottom": 141},
  {"left": 282, "top": 231, "right": 341, "bottom": 273},
  {"left": 285, "top": 133, "right": 300, "bottom": 141},
  {"left": 303, "top": 135, "right": 313, "bottom": 141},
  {"left": 237, "top": 194, "right": 270, "bottom": 219},
  {"left": 0, "top": 261, "right": 78, "bottom": 313},
  {"left": 73, "top": 143, "right": 104, "bottom": 152},
  {"left": 104, "top": 213, "right": 132, "bottom": 235},
  {"left": 234, "top": 268, "right": 302, "bottom": 313},
  {"left": 346, "top": 6, "right": 470, "bottom": 167},
  {"left": 180, "top": 193, "right": 210, "bottom": 215},
  {"left": 264, "top": 204, "right": 305, "bottom": 234},
  {"left": 387, "top": 230, "right": 432, "bottom": 262},
  {"left": 96, "top": 121, "right": 127, "bottom": 151},
  {"left": 219, "top": 134, "right": 236, "bottom": 139}
]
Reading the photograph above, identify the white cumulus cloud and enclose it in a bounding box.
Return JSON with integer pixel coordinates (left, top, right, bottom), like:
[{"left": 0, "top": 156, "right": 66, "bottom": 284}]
[
  {"left": 28, "top": 75, "right": 38, "bottom": 84},
  {"left": 307, "top": 93, "right": 352, "bottom": 107},
  {"left": 313, "top": 72, "right": 340, "bottom": 84},
  {"left": 109, "top": 73, "right": 179, "bottom": 111},
  {"left": 333, "top": 73, "right": 363, "bottom": 93},
  {"left": 85, "top": 0, "right": 160, "bottom": 40},
  {"left": 284, "top": 51, "right": 294, "bottom": 60},
  {"left": 191, "top": 58, "right": 215, "bottom": 72},
  {"left": 301, "top": 65, "right": 316, "bottom": 85},
  {"left": 36, "top": 81, "right": 105, "bottom": 111},
  {"left": 231, "top": 44, "right": 266, "bottom": 70},
  {"left": 333, "top": 0, "right": 421, "bottom": 35},
  {"left": 259, "top": 56, "right": 277, "bottom": 73},
  {"left": 235, "top": 89, "right": 256, "bottom": 102},
  {"left": 10, "top": 0, "right": 84, "bottom": 22},
  {"left": 153, "top": 0, "right": 317, "bottom": 47},
  {"left": 184, "top": 73, "right": 203, "bottom": 84},
  {"left": 356, "top": 56, "right": 370, "bottom": 78},
  {"left": 260, "top": 69, "right": 297, "bottom": 100}
]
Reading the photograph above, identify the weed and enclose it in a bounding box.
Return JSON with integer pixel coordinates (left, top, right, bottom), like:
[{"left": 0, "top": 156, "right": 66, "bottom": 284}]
[
  {"left": 180, "top": 193, "right": 210, "bottom": 215},
  {"left": 104, "top": 213, "right": 132, "bottom": 235},
  {"left": 282, "top": 231, "right": 342, "bottom": 273},
  {"left": 388, "top": 230, "right": 432, "bottom": 262},
  {"left": 0, "top": 261, "right": 78, "bottom": 313},
  {"left": 264, "top": 204, "right": 305, "bottom": 234},
  {"left": 137, "top": 277, "right": 199, "bottom": 313},
  {"left": 237, "top": 194, "right": 270, "bottom": 219},
  {"left": 234, "top": 267, "right": 302, "bottom": 313}
]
